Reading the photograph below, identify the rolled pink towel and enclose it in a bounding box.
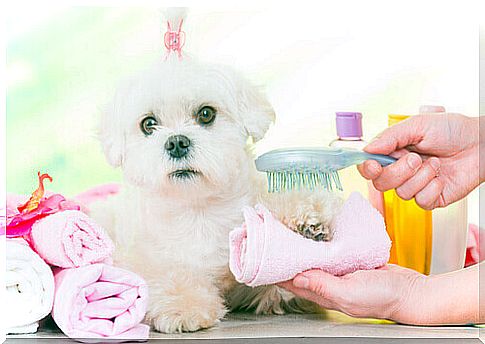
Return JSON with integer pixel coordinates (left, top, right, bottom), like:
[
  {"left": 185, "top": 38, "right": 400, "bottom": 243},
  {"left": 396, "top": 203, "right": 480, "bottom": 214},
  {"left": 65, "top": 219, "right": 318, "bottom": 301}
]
[
  {"left": 229, "top": 192, "right": 391, "bottom": 287},
  {"left": 52, "top": 263, "right": 150, "bottom": 341},
  {"left": 29, "top": 210, "right": 114, "bottom": 268}
]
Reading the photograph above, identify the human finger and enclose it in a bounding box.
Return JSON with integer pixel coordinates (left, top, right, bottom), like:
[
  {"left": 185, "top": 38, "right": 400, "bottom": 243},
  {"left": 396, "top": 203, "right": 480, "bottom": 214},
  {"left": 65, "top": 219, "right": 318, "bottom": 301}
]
[
  {"left": 414, "top": 178, "right": 445, "bottom": 210},
  {"left": 395, "top": 157, "right": 441, "bottom": 200},
  {"left": 357, "top": 160, "right": 382, "bottom": 180},
  {"left": 371, "top": 153, "right": 423, "bottom": 192},
  {"left": 364, "top": 117, "right": 425, "bottom": 155}
]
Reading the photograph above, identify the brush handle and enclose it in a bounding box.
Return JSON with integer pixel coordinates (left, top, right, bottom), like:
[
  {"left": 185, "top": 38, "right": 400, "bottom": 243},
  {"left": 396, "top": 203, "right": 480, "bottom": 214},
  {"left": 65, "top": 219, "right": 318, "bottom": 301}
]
[{"left": 359, "top": 152, "right": 396, "bottom": 166}]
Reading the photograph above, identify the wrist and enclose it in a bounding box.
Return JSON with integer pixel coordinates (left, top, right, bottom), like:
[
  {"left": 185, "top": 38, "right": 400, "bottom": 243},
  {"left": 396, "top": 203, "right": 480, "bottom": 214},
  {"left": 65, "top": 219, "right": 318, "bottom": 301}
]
[
  {"left": 391, "top": 266, "right": 481, "bottom": 325},
  {"left": 388, "top": 273, "right": 431, "bottom": 325}
]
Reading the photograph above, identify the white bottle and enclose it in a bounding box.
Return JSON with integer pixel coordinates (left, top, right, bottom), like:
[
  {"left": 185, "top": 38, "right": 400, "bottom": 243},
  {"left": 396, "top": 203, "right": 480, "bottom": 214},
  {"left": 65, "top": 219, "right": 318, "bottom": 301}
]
[{"left": 329, "top": 112, "right": 384, "bottom": 212}]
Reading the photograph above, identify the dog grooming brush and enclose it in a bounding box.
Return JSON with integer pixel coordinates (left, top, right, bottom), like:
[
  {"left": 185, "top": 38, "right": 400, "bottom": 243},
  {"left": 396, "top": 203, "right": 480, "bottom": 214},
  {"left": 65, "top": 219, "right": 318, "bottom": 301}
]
[{"left": 255, "top": 147, "right": 396, "bottom": 193}]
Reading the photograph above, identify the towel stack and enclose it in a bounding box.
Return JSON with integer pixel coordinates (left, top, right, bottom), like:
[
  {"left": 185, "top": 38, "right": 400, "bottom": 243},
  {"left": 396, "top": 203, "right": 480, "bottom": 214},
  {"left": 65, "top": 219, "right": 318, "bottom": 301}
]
[
  {"left": 6, "top": 238, "right": 54, "bottom": 334},
  {"left": 5, "top": 190, "right": 150, "bottom": 341}
]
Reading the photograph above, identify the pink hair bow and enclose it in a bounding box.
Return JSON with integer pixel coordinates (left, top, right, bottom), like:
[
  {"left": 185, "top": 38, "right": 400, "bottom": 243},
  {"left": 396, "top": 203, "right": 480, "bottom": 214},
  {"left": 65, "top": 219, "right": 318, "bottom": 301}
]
[{"left": 164, "top": 19, "right": 185, "bottom": 59}]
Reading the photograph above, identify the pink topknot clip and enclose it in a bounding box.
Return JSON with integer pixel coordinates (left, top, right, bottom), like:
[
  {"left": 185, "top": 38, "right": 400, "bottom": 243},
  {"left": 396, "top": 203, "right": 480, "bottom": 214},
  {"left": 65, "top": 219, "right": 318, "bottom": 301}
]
[{"left": 164, "top": 10, "right": 186, "bottom": 59}]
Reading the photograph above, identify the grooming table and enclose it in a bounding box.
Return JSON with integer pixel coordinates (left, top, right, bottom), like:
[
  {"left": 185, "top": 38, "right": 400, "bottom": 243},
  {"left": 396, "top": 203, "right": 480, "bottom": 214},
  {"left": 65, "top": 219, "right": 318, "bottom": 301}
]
[{"left": 6, "top": 311, "right": 481, "bottom": 343}]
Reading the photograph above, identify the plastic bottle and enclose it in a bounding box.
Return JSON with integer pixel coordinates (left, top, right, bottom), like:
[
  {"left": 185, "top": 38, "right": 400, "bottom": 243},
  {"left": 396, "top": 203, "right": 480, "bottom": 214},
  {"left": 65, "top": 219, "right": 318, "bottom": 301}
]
[
  {"left": 418, "top": 105, "right": 468, "bottom": 274},
  {"left": 329, "top": 112, "right": 381, "bottom": 206},
  {"left": 383, "top": 108, "right": 468, "bottom": 275},
  {"left": 383, "top": 114, "right": 432, "bottom": 274}
]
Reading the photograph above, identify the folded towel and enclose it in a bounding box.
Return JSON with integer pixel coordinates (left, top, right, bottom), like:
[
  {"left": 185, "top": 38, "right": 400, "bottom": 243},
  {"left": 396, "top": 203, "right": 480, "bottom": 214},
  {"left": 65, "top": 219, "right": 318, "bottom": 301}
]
[
  {"left": 6, "top": 238, "right": 55, "bottom": 334},
  {"left": 29, "top": 209, "right": 114, "bottom": 268},
  {"left": 51, "top": 263, "right": 150, "bottom": 341},
  {"left": 230, "top": 192, "right": 391, "bottom": 287}
]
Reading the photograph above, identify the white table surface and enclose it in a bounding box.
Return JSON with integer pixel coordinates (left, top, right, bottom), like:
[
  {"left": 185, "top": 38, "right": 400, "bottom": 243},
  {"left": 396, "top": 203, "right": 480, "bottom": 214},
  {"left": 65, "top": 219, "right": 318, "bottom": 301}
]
[{"left": 6, "top": 311, "right": 482, "bottom": 342}]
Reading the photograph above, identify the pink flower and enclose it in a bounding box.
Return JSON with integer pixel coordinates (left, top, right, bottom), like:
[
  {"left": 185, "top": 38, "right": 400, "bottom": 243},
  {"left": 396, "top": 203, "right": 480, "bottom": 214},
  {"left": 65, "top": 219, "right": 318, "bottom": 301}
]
[{"left": 6, "top": 194, "right": 80, "bottom": 238}]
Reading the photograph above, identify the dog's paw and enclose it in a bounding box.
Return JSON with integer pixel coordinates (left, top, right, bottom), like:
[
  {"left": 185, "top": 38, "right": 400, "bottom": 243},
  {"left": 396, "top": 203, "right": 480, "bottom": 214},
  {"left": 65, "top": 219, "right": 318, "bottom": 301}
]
[
  {"left": 285, "top": 211, "right": 333, "bottom": 242},
  {"left": 149, "top": 299, "right": 227, "bottom": 333},
  {"left": 293, "top": 221, "right": 332, "bottom": 241},
  {"left": 151, "top": 310, "right": 218, "bottom": 333},
  {"left": 264, "top": 190, "right": 342, "bottom": 242}
]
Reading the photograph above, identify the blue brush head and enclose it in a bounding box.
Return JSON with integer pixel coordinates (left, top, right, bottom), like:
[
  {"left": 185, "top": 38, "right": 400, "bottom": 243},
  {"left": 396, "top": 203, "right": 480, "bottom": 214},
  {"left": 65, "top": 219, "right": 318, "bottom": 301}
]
[{"left": 255, "top": 147, "right": 396, "bottom": 193}]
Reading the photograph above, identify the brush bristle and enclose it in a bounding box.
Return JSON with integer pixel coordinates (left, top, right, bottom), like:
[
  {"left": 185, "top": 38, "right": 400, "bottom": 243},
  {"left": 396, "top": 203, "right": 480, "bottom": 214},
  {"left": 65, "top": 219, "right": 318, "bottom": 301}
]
[{"left": 265, "top": 170, "right": 343, "bottom": 193}]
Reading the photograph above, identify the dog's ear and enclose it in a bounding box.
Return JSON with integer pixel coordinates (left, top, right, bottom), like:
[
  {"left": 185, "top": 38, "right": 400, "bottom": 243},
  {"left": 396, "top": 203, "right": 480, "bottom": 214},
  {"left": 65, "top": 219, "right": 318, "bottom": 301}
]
[
  {"left": 236, "top": 75, "right": 275, "bottom": 142},
  {"left": 98, "top": 95, "right": 125, "bottom": 168}
]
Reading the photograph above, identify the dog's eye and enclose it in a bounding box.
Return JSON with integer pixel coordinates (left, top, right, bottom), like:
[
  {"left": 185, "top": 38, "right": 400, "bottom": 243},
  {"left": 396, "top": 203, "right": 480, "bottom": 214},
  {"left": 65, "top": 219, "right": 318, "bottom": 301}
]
[
  {"left": 140, "top": 116, "right": 158, "bottom": 135},
  {"left": 196, "top": 106, "right": 216, "bottom": 126}
]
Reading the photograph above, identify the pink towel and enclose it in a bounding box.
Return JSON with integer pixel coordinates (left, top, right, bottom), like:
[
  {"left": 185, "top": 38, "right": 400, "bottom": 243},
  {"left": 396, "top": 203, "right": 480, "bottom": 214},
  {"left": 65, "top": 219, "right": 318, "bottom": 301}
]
[
  {"left": 6, "top": 193, "right": 81, "bottom": 238},
  {"left": 229, "top": 192, "right": 391, "bottom": 287},
  {"left": 1, "top": 205, "right": 5, "bottom": 236},
  {"left": 29, "top": 210, "right": 115, "bottom": 268},
  {"left": 52, "top": 263, "right": 150, "bottom": 341},
  {"left": 465, "top": 224, "right": 483, "bottom": 267}
]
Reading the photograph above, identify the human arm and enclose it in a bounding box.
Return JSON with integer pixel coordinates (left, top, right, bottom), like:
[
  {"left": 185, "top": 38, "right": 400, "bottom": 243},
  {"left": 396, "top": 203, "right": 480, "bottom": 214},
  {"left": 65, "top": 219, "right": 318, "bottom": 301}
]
[{"left": 279, "top": 262, "right": 482, "bottom": 325}]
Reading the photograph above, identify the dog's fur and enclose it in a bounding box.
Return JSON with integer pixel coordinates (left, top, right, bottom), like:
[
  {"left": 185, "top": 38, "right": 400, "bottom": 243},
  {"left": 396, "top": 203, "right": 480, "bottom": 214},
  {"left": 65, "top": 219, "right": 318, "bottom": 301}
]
[{"left": 90, "top": 57, "right": 342, "bottom": 333}]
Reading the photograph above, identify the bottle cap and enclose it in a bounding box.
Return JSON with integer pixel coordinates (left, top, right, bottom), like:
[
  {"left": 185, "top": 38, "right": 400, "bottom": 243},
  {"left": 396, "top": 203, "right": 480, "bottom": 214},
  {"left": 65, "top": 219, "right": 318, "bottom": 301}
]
[
  {"left": 388, "top": 114, "right": 410, "bottom": 126},
  {"left": 336, "top": 112, "right": 363, "bottom": 138}
]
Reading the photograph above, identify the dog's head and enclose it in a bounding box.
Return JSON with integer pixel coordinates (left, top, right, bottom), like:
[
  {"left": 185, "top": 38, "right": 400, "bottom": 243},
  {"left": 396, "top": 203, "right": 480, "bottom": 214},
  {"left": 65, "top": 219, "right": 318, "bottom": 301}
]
[{"left": 99, "top": 59, "right": 274, "bottom": 197}]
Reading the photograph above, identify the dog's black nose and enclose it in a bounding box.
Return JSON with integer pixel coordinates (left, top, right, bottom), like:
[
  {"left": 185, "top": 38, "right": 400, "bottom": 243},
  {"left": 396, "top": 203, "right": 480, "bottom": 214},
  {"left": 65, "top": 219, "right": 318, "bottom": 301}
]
[{"left": 165, "top": 135, "right": 191, "bottom": 159}]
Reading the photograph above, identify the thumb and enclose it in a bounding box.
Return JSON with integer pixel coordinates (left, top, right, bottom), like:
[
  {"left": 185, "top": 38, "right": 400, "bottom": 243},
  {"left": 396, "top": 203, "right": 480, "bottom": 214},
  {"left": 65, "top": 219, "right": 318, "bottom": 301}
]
[
  {"left": 364, "top": 116, "right": 425, "bottom": 155},
  {"left": 293, "top": 269, "right": 345, "bottom": 301}
]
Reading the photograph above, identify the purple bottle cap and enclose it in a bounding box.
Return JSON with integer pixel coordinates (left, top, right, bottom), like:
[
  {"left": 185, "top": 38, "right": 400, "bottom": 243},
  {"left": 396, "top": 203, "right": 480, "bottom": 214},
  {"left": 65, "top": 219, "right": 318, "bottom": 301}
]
[{"left": 335, "top": 112, "right": 363, "bottom": 138}]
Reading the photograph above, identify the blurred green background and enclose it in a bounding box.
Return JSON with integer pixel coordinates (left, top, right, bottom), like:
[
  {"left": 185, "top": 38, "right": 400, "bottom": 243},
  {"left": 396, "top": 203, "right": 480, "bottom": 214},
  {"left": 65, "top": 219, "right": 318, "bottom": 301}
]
[
  {"left": 6, "top": 6, "right": 479, "bottom": 225},
  {"left": 6, "top": 8, "right": 160, "bottom": 195}
]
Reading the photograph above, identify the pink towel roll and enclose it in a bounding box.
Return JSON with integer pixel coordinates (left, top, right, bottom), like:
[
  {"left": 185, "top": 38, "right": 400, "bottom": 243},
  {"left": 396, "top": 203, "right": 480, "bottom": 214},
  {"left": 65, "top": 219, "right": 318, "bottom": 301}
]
[
  {"left": 30, "top": 210, "right": 114, "bottom": 268},
  {"left": 230, "top": 192, "right": 391, "bottom": 287},
  {"left": 52, "top": 263, "right": 150, "bottom": 341}
]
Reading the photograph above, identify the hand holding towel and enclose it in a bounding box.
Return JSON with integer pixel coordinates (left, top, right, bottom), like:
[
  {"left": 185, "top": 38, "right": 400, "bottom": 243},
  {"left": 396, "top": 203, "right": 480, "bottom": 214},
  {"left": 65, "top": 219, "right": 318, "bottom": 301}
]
[
  {"left": 29, "top": 210, "right": 114, "bottom": 268},
  {"left": 51, "top": 263, "right": 149, "bottom": 341},
  {"left": 230, "top": 192, "right": 391, "bottom": 287},
  {"left": 6, "top": 239, "right": 55, "bottom": 334}
]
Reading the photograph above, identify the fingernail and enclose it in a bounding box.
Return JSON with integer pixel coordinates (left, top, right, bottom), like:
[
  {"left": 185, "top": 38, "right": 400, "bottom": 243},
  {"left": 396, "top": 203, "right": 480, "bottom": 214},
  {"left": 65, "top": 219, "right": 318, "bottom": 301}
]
[
  {"left": 367, "top": 161, "right": 380, "bottom": 177},
  {"left": 293, "top": 276, "right": 309, "bottom": 289},
  {"left": 407, "top": 154, "right": 421, "bottom": 170},
  {"left": 429, "top": 157, "right": 440, "bottom": 171}
]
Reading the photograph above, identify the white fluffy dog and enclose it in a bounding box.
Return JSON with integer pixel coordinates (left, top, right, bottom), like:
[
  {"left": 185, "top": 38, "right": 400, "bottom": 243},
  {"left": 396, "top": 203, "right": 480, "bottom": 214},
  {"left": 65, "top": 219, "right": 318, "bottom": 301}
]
[{"left": 90, "top": 55, "right": 342, "bottom": 333}]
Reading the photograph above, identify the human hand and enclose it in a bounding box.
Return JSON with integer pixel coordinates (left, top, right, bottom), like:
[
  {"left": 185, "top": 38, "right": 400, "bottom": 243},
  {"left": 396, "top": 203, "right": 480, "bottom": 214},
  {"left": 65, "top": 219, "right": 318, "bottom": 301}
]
[
  {"left": 279, "top": 265, "right": 427, "bottom": 324},
  {"left": 358, "top": 106, "right": 480, "bottom": 209}
]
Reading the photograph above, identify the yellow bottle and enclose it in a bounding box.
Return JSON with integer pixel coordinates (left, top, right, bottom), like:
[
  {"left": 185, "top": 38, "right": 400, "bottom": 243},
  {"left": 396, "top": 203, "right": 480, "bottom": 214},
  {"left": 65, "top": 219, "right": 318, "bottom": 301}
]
[{"left": 383, "top": 114, "right": 433, "bottom": 274}]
